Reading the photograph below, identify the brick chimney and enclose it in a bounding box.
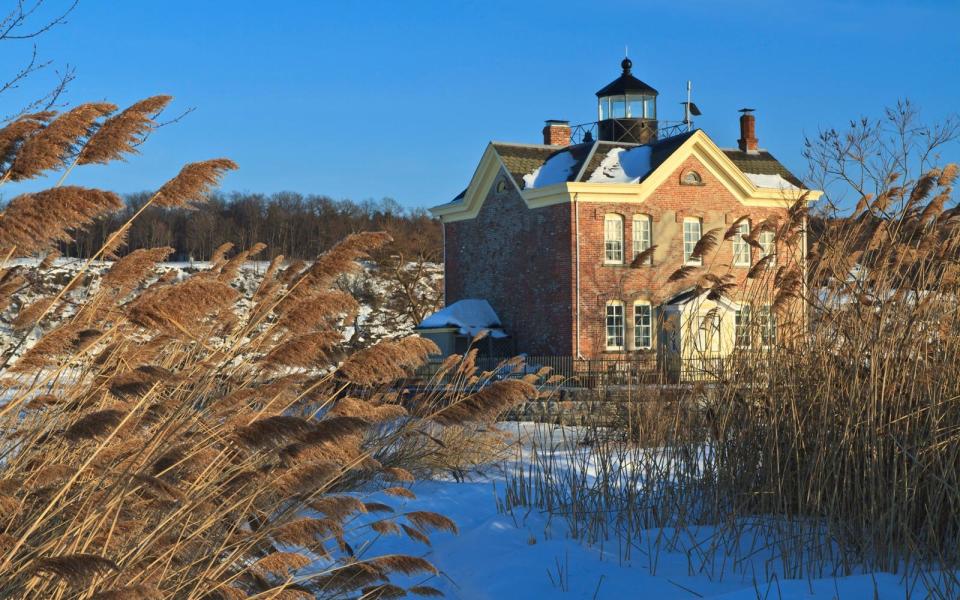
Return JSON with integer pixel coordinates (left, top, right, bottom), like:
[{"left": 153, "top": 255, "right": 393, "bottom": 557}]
[
  {"left": 542, "top": 120, "right": 571, "bottom": 146},
  {"left": 738, "top": 109, "right": 759, "bottom": 153}
]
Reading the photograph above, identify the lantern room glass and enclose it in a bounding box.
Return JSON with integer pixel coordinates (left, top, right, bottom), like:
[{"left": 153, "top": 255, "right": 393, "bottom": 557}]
[{"left": 598, "top": 94, "right": 656, "bottom": 120}]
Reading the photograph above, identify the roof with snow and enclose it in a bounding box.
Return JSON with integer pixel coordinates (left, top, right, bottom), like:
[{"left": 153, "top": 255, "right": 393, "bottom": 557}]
[
  {"left": 489, "top": 131, "right": 700, "bottom": 193},
  {"left": 431, "top": 129, "right": 818, "bottom": 218},
  {"left": 416, "top": 299, "right": 509, "bottom": 339},
  {"left": 721, "top": 148, "right": 803, "bottom": 188},
  {"left": 462, "top": 130, "right": 803, "bottom": 201}
]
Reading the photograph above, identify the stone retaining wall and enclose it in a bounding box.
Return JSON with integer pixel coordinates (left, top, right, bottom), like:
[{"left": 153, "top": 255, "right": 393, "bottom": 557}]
[{"left": 504, "top": 385, "right": 696, "bottom": 426}]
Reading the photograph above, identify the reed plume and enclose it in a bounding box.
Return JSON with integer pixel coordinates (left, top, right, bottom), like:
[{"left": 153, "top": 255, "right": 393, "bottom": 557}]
[
  {"left": 0, "top": 112, "right": 53, "bottom": 169},
  {"left": 100, "top": 246, "right": 175, "bottom": 297},
  {"left": 338, "top": 337, "right": 438, "bottom": 386},
  {"left": 9, "top": 103, "right": 116, "bottom": 181},
  {"left": 0, "top": 97, "right": 502, "bottom": 600},
  {"left": 0, "top": 187, "right": 123, "bottom": 255},
  {"left": 688, "top": 226, "right": 721, "bottom": 261},
  {"left": 153, "top": 158, "right": 238, "bottom": 207},
  {"left": 27, "top": 554, "right": 119, "bottom": 587},
  {"left": 78, "top": 96, "right": 172, "bottom": 165},
  {"left": 302, "top": 231, "right": 393, "bottom": 288},
  {"left": 630, "top": 244, "right": 657, "bottom": 267},
  {"left": 667, "top": 265, "right": 697, "bottom": 282}
]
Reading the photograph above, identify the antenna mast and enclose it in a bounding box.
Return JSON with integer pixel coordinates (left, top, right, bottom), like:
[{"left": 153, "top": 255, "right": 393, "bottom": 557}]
[{"left": 685, "top": 81, "right": 692, "bottom": 132}]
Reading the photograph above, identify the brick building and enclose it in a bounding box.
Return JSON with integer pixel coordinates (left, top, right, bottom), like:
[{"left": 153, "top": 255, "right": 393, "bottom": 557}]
[{"left": 427, "top": 58, "right": 821, "bottom": 370}]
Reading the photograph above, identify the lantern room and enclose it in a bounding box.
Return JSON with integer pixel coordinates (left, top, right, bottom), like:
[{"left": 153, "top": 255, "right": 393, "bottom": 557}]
[{"left": 596, "top": 57, "right": 659, "bottom": 144}]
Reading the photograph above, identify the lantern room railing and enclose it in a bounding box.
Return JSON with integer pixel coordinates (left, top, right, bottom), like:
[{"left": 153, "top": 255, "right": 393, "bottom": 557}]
[{"left": 569, "top": 119, "right": 692, "bottom": 146}]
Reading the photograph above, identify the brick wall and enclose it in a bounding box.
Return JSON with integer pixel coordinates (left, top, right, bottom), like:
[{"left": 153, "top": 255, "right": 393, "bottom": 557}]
[
  {"left": 443, "top": 156, "right": 796, "bottom": 360},
  {"left": 444, "top": 168, "right": 576, "bottom": 355},
  {"left": 576, "top": 156, "right": 788, "bottom": 357}
]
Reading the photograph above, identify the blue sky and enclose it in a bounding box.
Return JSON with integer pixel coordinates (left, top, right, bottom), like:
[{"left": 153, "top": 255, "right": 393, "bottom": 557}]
[{"left": 2, "top": 0, "right": 958, "bottom": 209}]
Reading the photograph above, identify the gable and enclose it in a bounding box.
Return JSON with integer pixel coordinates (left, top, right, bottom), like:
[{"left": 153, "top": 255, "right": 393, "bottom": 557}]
[
  {"left": 493, "top": 142, "right": 557, "bottom": 189},
  {"left": 432, "top": 131, "right": 822, "bottom": 222}
]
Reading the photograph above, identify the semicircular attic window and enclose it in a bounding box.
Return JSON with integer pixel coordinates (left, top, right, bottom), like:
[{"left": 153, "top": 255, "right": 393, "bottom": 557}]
[{"left": 680, "top": 170, "right": 703, "bottom": 186}]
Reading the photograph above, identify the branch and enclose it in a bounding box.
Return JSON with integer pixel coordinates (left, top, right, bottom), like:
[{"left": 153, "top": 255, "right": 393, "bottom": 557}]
[
  {"left": 0, "top": 0, "right": 79, "bottom": 41},
  {"left": 134, "top": 106, "right": 196, "bottom": 148}
]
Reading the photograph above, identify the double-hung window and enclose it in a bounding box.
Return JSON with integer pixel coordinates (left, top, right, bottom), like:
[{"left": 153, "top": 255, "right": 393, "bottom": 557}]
[
  {"left": 604, "top": 214, "right": 624, "bottom": 264},
  {"left": 605, "top": 301, "right": 625, "bottom": 350},
  {"left": 734, "top": 305, "right": 751, "bottom": 349},
  {"left": 683, "top": 217, "right": 702, "bottom": 265},
  {"left": 634, "top": 302, "right": 652, "bottom": 350},
  {"left": 632, "top": 215, "right": 652, "bottom": 264},
  {"left": 733, "top": 220, "right": 751, "bottom": 267},
  {"left": 757, "top": 304, "right": 776, "bottom": 347},
  {"left": 759, "top": 230, "right": 776, "bottom": 265}
]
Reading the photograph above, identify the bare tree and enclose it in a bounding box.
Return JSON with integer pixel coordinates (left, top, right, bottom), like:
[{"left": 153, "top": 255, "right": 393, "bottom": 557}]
[
  {"left": 379, "top": 251, "right": 443, "bottom": 327},
  {"left": 804, "top": 99, "right": 960, "bottom": 217},
  {"left": 0, "top": 1, "right": 80, "bottom": 120},
  {"left": 67, "top": 192, "right": 443, "bottom": 261}
]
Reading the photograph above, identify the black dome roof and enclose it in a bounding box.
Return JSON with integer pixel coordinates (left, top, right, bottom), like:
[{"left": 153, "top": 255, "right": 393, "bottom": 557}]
[{"left": 595, "top": 57, "right": 658, "bottom": 97}]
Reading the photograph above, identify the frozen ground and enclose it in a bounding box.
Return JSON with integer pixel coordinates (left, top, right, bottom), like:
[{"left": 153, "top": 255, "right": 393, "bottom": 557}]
[
  {"left": 0, "top": 257, "right": 442, "bottom": 364},
  {"left": 346, "top": 423, "right": 948, "bottom": 600}
]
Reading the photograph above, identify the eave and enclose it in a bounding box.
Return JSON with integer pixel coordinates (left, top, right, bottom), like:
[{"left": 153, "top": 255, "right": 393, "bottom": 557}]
[{"left": 432, "top": 130, "right": 822, "bottom": 223}]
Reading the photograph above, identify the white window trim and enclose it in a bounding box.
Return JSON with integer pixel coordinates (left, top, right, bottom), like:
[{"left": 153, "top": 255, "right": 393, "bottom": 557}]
[
  {"left": 683, "top": 217, "right": 703, "bottom": 266},
  {"left": 633, "top": 301, "right": 652, "bottom": 350},
  {"left": 603, "top": 214, "right": 624, "bottom": 265},
  {"left": 605, "top": 301, "right": 625, "bottom": 351},
  {"left": 632, "top": 214, "right": 652, "bottom": 265},
  {"left": 733, "top": 221, "right": 751, "bottom": 267}
]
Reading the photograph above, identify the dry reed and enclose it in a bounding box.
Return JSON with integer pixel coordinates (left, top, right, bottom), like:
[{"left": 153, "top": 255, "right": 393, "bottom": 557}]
[
  {"left": 502, "top": 158, "right": 960, "bottom": 597},
  {"left": 0, "top": 100, "right": 531, "bottom": 599}
]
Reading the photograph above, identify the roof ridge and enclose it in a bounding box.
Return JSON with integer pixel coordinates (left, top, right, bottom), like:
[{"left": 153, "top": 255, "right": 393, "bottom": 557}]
[
  {"left": 720, "top": 146, "right": 771, "bottom": 153},
  {"left": 573, "top": 142, "right": 600, "bottom": 182},
  {"left": 490, "top": 141, "right": 556, "bottom": 150}
]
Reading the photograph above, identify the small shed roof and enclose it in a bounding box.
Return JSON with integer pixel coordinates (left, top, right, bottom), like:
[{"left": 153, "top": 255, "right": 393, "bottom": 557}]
[{"left": 416, "top": 299, "right": 509, "bottom": 339}]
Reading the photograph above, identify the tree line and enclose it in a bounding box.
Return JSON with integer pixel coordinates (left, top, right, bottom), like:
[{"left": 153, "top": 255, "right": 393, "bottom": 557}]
[{"left": 63, "top": 192, "right": 443, "bottom": 262}]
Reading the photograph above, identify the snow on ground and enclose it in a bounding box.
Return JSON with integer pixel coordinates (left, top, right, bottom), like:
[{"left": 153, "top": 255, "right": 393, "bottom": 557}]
[
  {"left": 745, "top": 173, "right": 799, "bottom": 190},
  {"left": 0, "top": 257, "right": 441, "bottom": 364},
  {"left": 587, "top": 145, "right": 653, "bottom": 184},
  {"left": 371, "top": 480, "right": 913, "bottom": 599},
  {"left": 344, "top": 423, "right": 948, "bottom": 599}
]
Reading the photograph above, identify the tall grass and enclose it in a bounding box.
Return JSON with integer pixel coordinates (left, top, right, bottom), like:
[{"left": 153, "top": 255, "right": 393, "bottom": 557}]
[
  {"left": 0, "top": 100, "right": 536, "bottom": 598},
  {"left": 502, "top": 163, "right": 960, "bottom": 597}
]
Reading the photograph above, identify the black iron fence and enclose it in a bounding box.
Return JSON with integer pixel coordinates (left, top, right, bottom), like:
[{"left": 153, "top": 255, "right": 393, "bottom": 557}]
[
  {"left": 569, "top": 120, "right": 691, "bottom": 146},
  {"left": 413, "top": 354, "right": 768, "bottom": 389}
]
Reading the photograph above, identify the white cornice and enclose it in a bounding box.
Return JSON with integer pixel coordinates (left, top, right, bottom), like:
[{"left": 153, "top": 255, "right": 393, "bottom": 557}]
[{"left": 431, "top": 131, "right": 822, "bottom": 222}]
